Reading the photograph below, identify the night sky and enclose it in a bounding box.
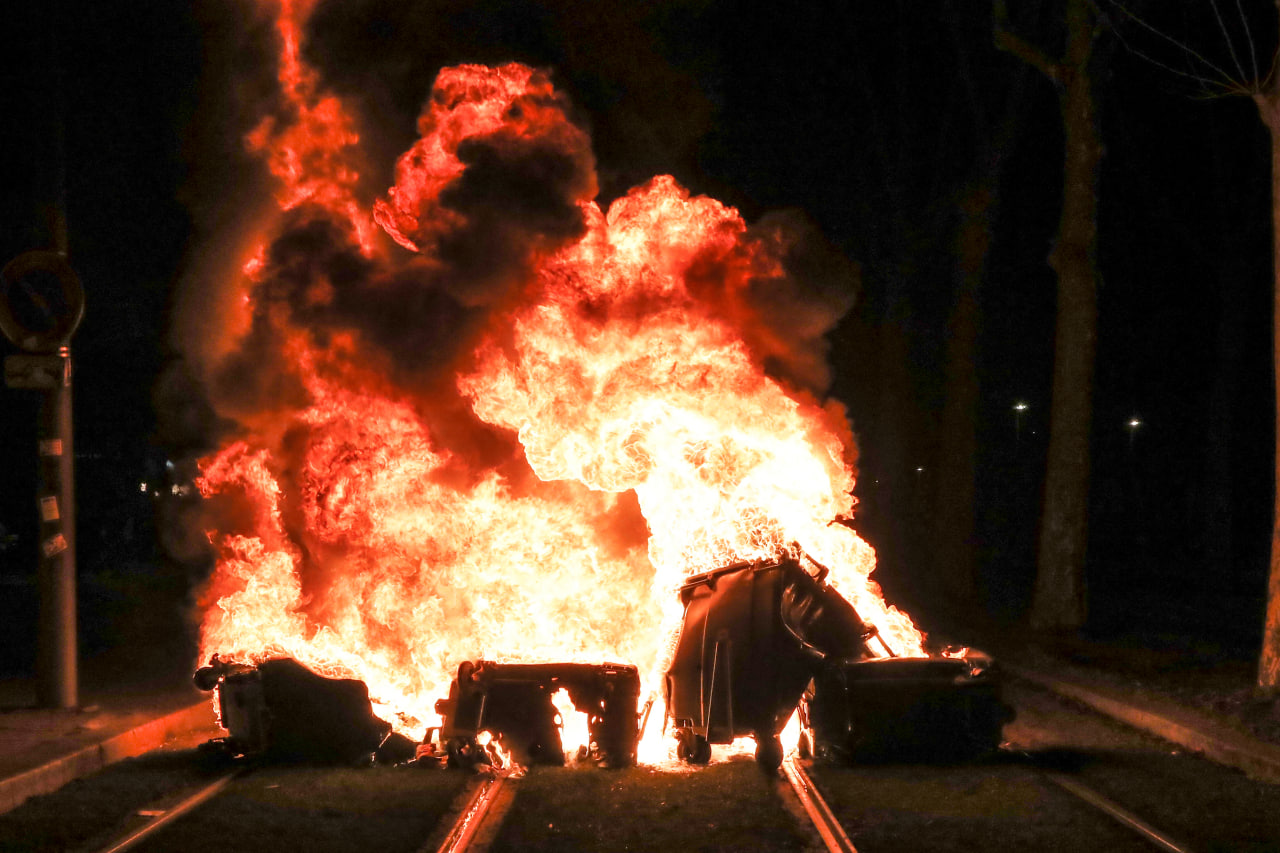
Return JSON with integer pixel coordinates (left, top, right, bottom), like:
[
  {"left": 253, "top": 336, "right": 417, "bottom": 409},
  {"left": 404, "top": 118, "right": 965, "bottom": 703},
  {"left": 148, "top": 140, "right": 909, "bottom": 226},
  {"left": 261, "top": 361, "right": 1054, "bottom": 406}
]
[{"left": 1, "top": 1, "right": 1275, "bottom": 670}]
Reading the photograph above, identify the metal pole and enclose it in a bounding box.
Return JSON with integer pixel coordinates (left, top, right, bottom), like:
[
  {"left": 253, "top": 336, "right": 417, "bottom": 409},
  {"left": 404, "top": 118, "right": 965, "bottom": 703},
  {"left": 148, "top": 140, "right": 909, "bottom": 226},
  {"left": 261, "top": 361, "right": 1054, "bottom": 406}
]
[{"left": 36, "top": 346, "right": 76, "bottom": 708}]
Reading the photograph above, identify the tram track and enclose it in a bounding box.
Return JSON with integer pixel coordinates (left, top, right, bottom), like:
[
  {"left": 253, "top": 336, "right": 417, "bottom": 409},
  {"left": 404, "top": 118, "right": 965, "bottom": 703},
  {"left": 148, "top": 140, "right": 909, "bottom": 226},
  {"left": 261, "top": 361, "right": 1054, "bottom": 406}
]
[
  {"left": 32, "top": 756, "right": 470, "bottom": 853},
  {"left": 779, "top": 756, "right": 859, "bottom": 853},
  {"left": 427, "top": 771, "right": 516, "bottom": 853},
  {"left": 796, "top": 744, "right": 1204, "bottom": 853},
  {"left": 66, "top": 756, "right": 519, "bottom": 853},
  {"left": 429, "top": 753, "right": 862, "bottom": 853},
  {"left": 92, "top": 766, "right": 249, "bottom": 853},
  {"left": 75, "top": 753, "right": 1203, "bottom": 853},
  {"left": 2, "top": 733, "right": 1256, "bottom": 852},
  {"left": 424, "top": 751, "right": 1180, "bottom": 853},
  {"left": 425, "top": 755, "right": 851, "bottom": 853},
  {"left": 1038, "top": 765, "right": 1194, "bottom": 853}
]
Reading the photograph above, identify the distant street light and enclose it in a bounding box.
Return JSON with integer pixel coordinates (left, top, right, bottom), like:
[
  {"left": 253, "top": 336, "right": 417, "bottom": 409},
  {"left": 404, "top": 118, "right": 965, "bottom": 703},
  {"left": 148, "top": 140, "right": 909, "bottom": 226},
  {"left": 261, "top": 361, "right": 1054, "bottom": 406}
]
[
  {"left": 1127, "top": 415, "right": 1143, "bottom": 450},
  {"left": 1013, "top": 401, "right": 1028, "bottom": 443}
]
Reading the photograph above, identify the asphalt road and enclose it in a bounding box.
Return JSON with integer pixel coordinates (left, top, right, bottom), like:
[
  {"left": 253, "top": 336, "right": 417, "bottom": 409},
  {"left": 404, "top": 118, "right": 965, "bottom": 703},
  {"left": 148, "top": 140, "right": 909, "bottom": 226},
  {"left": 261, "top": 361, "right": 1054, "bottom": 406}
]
[{"left": 2, "top": 680, "right": 1279, "bottom": 852}]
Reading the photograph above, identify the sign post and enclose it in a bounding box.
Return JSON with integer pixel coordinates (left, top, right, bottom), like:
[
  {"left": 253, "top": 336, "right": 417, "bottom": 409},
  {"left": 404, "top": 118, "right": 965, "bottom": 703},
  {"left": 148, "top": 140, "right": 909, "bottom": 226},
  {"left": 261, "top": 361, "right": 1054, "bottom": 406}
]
[{"left": 1, "top": 250, "right": 84, "bottom": 709}]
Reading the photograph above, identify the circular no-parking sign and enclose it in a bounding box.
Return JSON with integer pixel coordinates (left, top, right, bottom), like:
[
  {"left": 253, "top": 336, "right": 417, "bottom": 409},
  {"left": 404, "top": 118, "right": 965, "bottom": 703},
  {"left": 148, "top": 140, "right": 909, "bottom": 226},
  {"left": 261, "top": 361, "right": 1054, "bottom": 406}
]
[{"left": 0, "top": 251, "right": 84, "bottom": 353}]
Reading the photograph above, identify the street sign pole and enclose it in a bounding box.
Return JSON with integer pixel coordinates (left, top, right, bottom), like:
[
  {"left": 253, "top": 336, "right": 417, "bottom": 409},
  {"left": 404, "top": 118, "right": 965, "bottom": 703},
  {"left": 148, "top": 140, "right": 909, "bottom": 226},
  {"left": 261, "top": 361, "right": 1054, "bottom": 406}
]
[
  {"left": 2, "top": 250, "right": 84, "bottom": 709},
  {"left": 35, "top": 347, "right": 76, "bottom": 709}
]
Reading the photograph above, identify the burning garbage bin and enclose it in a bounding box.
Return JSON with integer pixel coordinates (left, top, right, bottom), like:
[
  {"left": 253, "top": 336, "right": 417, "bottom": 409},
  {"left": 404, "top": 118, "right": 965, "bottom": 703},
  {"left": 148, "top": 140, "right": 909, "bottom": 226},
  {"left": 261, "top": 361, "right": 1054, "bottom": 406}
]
[
  {"left": 799, "top": 650, "right": 1015, "bottom": 763},
  {"left": 664, "top": 556, "right": 882, "bottom": 770},
  {"left": 433, "top": 660, "right": 643, "bottom": 769},
  {"left": 194, "top": 655, "right": 392, "bottom": 763}
]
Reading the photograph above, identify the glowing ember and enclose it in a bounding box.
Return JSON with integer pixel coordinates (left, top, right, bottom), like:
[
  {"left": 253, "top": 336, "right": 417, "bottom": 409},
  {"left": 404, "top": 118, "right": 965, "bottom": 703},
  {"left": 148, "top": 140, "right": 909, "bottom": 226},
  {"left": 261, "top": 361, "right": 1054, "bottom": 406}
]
[{"left": 190, "top": 4, "right": 924, "bottom": 749}]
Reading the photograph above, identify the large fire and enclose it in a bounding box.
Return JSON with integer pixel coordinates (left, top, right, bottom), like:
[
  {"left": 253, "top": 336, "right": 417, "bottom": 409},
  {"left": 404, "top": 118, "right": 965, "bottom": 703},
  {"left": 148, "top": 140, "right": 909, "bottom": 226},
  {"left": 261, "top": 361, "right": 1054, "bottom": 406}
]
[{"left": 190, "top": 2, "right": 924, "bottom": 746}]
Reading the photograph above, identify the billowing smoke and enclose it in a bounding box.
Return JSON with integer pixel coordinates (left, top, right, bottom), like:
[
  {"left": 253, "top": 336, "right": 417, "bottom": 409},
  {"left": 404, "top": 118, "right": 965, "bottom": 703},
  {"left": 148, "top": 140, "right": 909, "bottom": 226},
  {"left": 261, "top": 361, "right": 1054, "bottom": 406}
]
[
  {"left": 373, "top": 63, "right": 598, "bottom": 301},
  {"left": 174, "top": 51, "right": 857, "bottom": 467},
  {"left": 160, "top": 8, "right": 919, "bottom": 730}
]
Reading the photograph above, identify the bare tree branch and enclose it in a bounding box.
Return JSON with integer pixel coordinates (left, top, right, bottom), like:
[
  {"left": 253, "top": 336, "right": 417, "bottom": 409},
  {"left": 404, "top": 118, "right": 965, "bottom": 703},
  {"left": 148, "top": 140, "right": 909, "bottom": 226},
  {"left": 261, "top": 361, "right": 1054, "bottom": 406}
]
[
  {"left": 1104, "top": 0, "right": 1256, "bottom": 94},
  {"left": 1115, "top": 39, "right": 1250, "bottom": 97},
  {"left": 1210, "top": 0, "right": 1252, "bottom": 85},
  {"left": 1232, "top": 0, "right": 1261, "bottom": 83},
  {"left": 993, "top": 0, "right": 1064, "bottom": 83}
]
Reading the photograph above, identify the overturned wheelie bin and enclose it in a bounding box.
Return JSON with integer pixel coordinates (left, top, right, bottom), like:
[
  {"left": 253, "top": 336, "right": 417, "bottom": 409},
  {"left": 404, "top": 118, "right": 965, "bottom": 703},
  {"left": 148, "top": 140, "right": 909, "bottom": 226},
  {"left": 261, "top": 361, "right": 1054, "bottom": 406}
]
[
  {"left": 799, "top": 650, "right": 1014, "bottom": 763},
  {"left": 433, "top": 660, "right": 643, "bottom": 768},
  {"left": 664, "top": 555, "right": 883, "bottom": 770},
  {"left": 193, "top": 655, "right": 392, "bottom": 763}
]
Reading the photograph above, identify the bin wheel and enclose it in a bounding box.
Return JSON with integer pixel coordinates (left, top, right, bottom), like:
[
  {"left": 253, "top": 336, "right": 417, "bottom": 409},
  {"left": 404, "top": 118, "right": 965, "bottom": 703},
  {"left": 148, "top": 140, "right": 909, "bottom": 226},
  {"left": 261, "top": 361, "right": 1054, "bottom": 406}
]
[
  {"left": 445, "top": 736, "right": 478, "bottom": 769},
  {"left": 755, "top": 734, "right": 783, "bottom": 772},
  {"left": 692, "top": 735, "right": 711, "bottom": 764},
  {"left": 677, "top": 732, "right": 711, "bottom": 764},
  {"left": 676, "top": 732, "right": 693, "bottom": 762}
]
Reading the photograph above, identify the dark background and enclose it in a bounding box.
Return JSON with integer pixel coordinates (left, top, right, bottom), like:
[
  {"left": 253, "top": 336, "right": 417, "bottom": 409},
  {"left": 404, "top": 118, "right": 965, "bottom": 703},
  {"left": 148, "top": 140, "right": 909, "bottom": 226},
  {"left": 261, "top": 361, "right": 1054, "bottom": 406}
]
[{"left": 1, "top": 1, "right": 1274, "bottom": 673}]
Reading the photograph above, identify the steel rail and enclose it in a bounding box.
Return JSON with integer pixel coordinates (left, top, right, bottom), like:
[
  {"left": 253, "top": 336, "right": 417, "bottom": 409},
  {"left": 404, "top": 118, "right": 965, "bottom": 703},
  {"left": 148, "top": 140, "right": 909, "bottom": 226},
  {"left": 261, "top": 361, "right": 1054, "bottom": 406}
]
[
  {"left": 788, "top": 750, "right": 1194, "bottom": 853},
  {"left": 429, "top": 771, "right": 513, "bottom": 853},
  {"left": 94, "top": 767, "right": 246, "bottom": 853},
  {"left": 1009, "top": 748, "right": 1194, "bottom": 853},
  {"left": 781, "top": 756, "right": 858, "bottom": 853},
  {"left": 1042, "top": 769, "right": 1196, "bottom": 853}
]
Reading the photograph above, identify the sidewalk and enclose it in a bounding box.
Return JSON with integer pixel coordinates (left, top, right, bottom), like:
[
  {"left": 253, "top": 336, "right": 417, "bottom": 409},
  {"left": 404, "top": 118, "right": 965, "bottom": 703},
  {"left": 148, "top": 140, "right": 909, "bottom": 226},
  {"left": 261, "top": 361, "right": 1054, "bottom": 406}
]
[
  {"left": 1005, "top": 662, "right": 1280, "bottom": 784},
  {"left": 995, "top": 636, "right": 1280, "bottom": 785},
  {"left": 0, "top": 646, "right": 219, "bottom": 815}
]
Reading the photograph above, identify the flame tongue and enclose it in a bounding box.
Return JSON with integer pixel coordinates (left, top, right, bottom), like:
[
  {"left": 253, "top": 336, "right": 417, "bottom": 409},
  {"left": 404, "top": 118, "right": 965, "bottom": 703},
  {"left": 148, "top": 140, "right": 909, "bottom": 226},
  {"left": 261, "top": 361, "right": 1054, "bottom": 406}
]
[
  {"left": 199, "top": 372, "right": 662, "bottom": 730},
  {"left": 458, "top": 174, "right": 923, "bottom": 650},
  {"left": 193, "top": 28, "right": 923, "bottom": 741},
  {"left": 461, "top": 180, "right": 819, "bottom": 573}
]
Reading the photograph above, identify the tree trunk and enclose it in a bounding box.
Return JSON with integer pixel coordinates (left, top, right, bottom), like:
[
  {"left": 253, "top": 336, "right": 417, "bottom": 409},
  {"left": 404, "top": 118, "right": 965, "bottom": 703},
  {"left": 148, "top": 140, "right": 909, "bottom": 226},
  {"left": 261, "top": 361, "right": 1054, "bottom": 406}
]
[
  {"left": 1255, "top": 85, "right": 1280, "bottom": 689},
  {"left": 1029, "top": 0, "right": 1101, "bottom": 631},
  {"left": 1200, "top": 120, "right": 1246, "bottom": 609},
  {"left": 932, "top": 184, "right": 988, "bottom": 614}
]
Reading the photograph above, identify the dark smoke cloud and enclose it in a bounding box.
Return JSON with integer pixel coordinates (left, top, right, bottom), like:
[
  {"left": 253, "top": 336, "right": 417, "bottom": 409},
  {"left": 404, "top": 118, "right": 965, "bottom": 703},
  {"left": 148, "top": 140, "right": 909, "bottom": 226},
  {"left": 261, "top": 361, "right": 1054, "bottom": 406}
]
[
  {"left": 166, "top": 1, "right": 860, "bottom": 477},
  {"left": 302, "top": 0, "right": 717, "bottom": 203},
  {"left": 429, "top": 133, "right": 593, "bottom": 305},
  {"left": 198, "top": 202, "right": 519, "bottom": 473},
  {"left": 740, "top": 210, "right": 859, "bottom": 393},
  {"left": 684, "top": 209, "right": 859, "bottom": 395},
  {"left": 161, "top": 0, "right": 298, "bottom": 454},
  {"left": 208, "top": 58, "right": 602, "bottom": 418},
  {"left": 153, "top": 357, "right": 237, "bottom": 456},
  {"left": 155, "top": 2, "right": 877, "bottom": 619},
  {"left": 375, "top": 64, "right": 599, "bottom": 309}
]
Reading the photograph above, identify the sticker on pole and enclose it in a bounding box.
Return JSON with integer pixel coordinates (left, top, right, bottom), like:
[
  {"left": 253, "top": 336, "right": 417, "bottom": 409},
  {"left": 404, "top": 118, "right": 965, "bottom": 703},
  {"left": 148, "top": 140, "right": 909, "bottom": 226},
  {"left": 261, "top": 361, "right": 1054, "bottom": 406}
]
[
  {"left": 5, "top": 353, "right": 66, "bottom": 389},
  {"left": 0, "top": 251, "right": 84, "bottom": 353}
]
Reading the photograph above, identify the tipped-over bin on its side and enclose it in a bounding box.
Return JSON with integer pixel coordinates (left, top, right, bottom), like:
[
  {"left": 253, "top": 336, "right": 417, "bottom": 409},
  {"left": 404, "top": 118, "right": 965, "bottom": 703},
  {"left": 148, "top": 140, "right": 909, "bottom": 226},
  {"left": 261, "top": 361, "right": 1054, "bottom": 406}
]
[
  {"left": 433, "top": 660, "right": 643, "bottom": 768},
  {"left": 800, "top": 650, "right": 1015, "bottom": 763},
  {"left": 194, "top": 655, "right": 392, "bottom": 763}
]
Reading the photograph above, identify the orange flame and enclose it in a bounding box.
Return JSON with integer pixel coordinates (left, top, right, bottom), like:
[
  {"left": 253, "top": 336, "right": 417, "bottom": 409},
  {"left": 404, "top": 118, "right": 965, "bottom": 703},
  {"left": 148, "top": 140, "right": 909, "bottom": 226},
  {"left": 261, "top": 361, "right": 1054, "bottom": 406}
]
[
  {"left": 460, "top": 176, "right": 922, "bottom": 652},
  {"left": 244, "top": 0, "right": 375, "bottom": 254},
  {"left": 193, "top": 9, "right": 923, "bottom": 745}
]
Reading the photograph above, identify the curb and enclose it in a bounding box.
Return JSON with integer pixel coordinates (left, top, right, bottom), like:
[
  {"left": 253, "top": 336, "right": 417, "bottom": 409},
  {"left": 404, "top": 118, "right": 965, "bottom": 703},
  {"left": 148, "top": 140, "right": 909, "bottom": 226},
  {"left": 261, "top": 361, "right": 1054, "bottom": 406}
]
[
  {"left": 1007, "top": 665, "right": 1280, "bottom": 786},
  {"left": 0, "top": 700, "right": 217, "bottom": 815}
]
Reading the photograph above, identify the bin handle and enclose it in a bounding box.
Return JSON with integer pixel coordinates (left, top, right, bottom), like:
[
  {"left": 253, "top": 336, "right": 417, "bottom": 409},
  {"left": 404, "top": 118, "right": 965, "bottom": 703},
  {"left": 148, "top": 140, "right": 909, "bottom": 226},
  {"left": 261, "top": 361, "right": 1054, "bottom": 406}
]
[
  {"left": 791, "top": 542, "right": 830, "bottom": 584},
  {"left": 779, "top": 613, "right": 832, "bottom": 661},
  {"left": 780, "top": 599, "right": 898, "bottom": 660}
]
